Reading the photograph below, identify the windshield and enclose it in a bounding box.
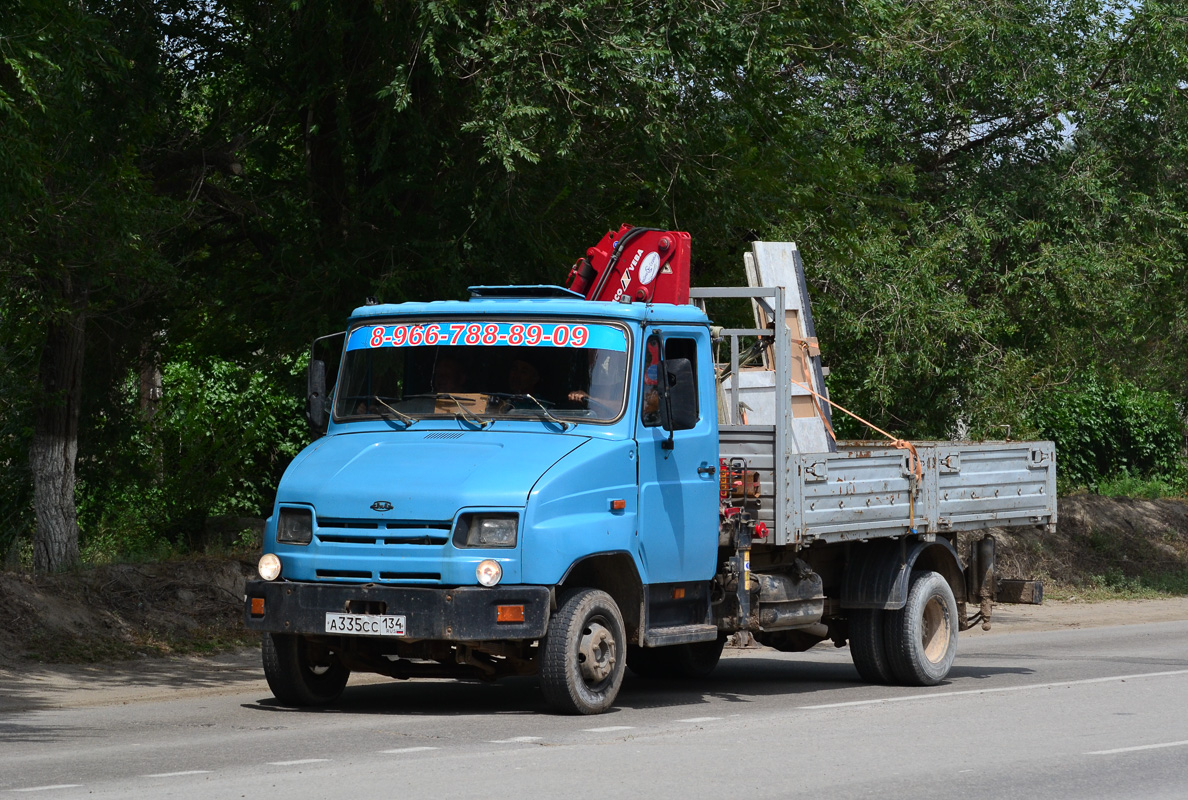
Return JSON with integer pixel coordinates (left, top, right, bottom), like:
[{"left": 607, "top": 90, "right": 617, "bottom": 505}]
[{"left": 334, "top": 319, "right": 630, "bottom": 424}]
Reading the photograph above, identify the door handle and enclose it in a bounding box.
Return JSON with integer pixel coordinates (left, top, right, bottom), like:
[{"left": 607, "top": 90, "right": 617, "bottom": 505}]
[{"left": 697, "top": 463, "right": 717, "bottom": 477}]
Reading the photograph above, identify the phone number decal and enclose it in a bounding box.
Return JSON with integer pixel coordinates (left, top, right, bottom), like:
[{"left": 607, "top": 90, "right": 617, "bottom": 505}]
[{"left": 348, "top": 322, "right": 626, "bottom": 351}]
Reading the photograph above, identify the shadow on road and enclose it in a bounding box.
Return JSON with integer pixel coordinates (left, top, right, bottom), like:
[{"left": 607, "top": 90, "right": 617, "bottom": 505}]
[
  {"left": 238, "top": 653, "right": 1039, "bottom": 718},
  {"left": 0, "top": 647, "right": 264, "bottom": 718}
]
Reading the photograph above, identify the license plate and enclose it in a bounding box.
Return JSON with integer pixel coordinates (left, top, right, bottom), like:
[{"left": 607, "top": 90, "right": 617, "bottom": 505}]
[{"left": 324, "top": 612, "right": 406, "bottom": 636}]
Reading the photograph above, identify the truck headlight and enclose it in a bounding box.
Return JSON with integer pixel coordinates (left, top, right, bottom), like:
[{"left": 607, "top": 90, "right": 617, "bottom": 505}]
[
  {"left": 258, "top": 553, "right": 282, "bottom": 581},
  {"left": 277, "top": 507, "right": 313, "bottom": 545},
  {"left": 476, "top": 559, "right": 503, "bottom": 587},
  {"left": 454, "top": 513, "right": 518, "bottom": 548}
]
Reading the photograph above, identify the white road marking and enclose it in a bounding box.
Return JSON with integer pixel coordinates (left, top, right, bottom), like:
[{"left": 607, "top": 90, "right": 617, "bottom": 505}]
[
  {"left": 142, "top": 771, "right": 211, "bottom": 778},
  {"left": 380, "top": 747, "right": 439, "bottom": 754},
  {"left": 1088, "top": 739, "right": 1188, "bottom": 756},
  {"left": 583, "top": 726, "right": 635, "bottom": 732},
  {"left": 676, "top": 717, "right": 721, "bottom": 723},
  {"left": 10, "top": 787, "right": 83, "bottom": 793},
  {"left": 267, "top": 759, "right": 331, "bottom": 766},
  {"left": 487, "top": 736, "right": 543, "bottom": 744},
  {"left": 800, "top": 669, "right": 1188, "bottom": 710}
]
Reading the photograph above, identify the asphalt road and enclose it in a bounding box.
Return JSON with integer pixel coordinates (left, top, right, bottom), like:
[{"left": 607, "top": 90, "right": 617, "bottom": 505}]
[{"left": 3, "top": 619, "right": 1188, "bottom": 799}]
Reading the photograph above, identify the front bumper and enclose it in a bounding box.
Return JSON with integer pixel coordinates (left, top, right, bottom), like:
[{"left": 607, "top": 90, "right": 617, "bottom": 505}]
[{"left": 243, "top": 580, "right": 551, "bottom": 641}]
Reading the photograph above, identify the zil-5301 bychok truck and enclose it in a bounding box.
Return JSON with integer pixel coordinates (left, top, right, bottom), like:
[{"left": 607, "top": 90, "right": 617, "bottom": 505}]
[{"left": 244, "top": 226, "right": 1054, "bottom": 715}]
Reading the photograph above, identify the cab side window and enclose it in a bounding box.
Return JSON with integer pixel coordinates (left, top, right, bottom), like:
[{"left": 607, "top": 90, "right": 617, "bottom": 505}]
[{"left": 641, "top": 334, "right": 699, "bottom": 427}]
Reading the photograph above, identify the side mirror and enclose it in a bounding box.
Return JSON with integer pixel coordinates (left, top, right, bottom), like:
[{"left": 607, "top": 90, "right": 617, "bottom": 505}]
[
  {"left": 306, "top": 359, "right": 328, "bottom": 436},
  {"left": 659, "top": 357, "right": 698, "bottom": 433}
]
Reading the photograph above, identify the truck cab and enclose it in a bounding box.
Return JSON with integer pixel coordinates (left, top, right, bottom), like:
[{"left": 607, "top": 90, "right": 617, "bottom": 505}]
[{"left": 246, "top": 287, "right": 725, "bottom": 713}]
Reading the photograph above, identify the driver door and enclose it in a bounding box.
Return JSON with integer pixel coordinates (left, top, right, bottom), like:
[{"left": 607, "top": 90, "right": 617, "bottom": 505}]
[{"left": 634, "top": 328, "right": 719, "bottom": 584}]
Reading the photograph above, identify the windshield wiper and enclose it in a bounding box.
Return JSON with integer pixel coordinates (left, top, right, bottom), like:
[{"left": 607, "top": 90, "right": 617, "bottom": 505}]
[
  {"left": 443, "top": 393, "right": 492, "bottom": 429},
  {"left": 488, "top": 393, "right": 573, "bottom": 431},
  {"left": 372, "top": 396, "right": 417, "bottom": 426},
  {"left": 402, "top": 392, "right": 493, "bottom": 429}
]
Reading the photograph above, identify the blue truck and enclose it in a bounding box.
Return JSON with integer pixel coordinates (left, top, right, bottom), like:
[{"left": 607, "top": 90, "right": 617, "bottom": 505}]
[{"left": 244, "top": 237, "right": 1055, "bottom": 715}]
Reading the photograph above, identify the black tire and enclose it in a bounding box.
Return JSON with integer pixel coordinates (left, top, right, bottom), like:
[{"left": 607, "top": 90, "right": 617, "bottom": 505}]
[
  {"left": 261, "top": 632, "right": 350, "bottom": 706},
  {"left": 540, "top": 589, "right": 626, "bottom": 715},
  {"left": 884, "top": 570, "right": 959, "bottom": 686},
  {"left": 670, "top": 635, "right": 727, "bottom": 679},
  {"left": 849, "top": 608, "right": 895, "bottom": 684}
]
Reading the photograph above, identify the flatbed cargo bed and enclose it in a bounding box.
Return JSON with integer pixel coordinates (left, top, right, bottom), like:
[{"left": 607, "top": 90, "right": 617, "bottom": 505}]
[
  {"left": 720, "top": 429, "right": 1056, "bottom": 546},
  {"left": 697, "top": 284, "right": 1057, "bottom": 549}
]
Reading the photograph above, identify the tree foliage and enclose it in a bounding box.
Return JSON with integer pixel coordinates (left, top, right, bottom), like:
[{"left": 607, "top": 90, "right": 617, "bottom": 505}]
[
  {"left": 1029, "top": 378, "right": 1183, "bottom": 491},
  {"left": 1, "top": 0, "right": 1185, "bottom": 567}
]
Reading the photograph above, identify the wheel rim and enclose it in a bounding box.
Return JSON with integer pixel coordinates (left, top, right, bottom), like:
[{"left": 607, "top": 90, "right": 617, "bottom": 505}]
[
  {"left": 920, "top": 596, "right": 951, "bottom": 664},
  {"left": 299, "top": 646, "right": 338, "bottom": 680},
  {"left": 577, "top": 619, "right": 616, "bottom": 685}
]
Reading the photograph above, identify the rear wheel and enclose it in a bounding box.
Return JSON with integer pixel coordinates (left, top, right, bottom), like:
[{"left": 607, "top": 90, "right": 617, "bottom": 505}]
[
  {"left": 262, "top": 632, "right": 350, "bottom": 706},
  {"left": 848, "top": 608, "right": 894, "bottom": 684},
  {"left": 884, "top": 571, "right": 959, "bottom": 686},
  {"left": 540, "top": 589, "right": 626, "bottom": 715}
]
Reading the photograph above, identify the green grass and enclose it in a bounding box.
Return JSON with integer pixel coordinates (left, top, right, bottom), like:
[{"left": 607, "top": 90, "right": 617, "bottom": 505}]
[
  {"left": 1092, "top": 473, "right": 1187, "bottom": 500},
  {"left": 1044, "top": 568, "right": 1188, "bottom": 602}
]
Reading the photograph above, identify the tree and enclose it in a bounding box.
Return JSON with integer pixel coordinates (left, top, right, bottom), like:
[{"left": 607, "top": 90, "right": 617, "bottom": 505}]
[
  {"left": 1, "top": 0, "right": 177, "bottom": 570},
  {"left": 765, "top": 0, "right": 1188, "bottom": 440}
]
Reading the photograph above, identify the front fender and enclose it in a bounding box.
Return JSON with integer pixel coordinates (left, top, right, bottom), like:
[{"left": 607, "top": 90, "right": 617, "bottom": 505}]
[{"left": 521, "top": 438, "right": 645, "bottom": 585}]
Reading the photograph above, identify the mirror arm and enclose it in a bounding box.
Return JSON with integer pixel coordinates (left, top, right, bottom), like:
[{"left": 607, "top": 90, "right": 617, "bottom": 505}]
[{"left": 306, "top": 330, "right": 344, "bottom": 437}]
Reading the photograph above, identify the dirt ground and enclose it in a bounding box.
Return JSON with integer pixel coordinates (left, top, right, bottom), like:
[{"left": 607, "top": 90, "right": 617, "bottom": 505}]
[
  {"left": 0, "top": 495, "right": 1186, "bottom": 672},
  {"left": 987, "top": 493, "right": 1188, "bottom": 589},
  {"left": 0, "top": 558, "right": 256, "bottom": 669},
  {"left": 974, "top": 595, "right": 1188, "bottom": 634}
]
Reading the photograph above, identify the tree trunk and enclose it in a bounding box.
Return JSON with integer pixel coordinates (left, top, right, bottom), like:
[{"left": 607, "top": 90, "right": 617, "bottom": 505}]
[{"left": 29, "top": 308, "right": 86, "bottom": 572}]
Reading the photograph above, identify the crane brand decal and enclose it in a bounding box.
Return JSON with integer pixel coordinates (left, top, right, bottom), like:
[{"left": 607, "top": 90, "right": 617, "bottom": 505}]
[
  {"left": 638, "top": 252, "right": 661, "bottom": 285},
  {"left": 612, "top": 248, "right": 646, "bottom": 301}
]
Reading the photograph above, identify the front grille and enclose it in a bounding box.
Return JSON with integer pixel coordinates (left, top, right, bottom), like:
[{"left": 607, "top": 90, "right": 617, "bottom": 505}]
[
  {"left": 316, "top": 569, "right": 371, "bottom": 579},
  {"left": 317, "top": 534, "right": 379, "bottom": 544},
  {"left": 316, "top": 518, "right": 452, "bottom": 546},
  {"left": 379, "top": 572, "right": 441, "bottom": 581}
]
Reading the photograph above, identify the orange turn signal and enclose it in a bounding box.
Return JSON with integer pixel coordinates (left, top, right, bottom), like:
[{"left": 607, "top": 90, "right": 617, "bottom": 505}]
[
  {"left": 496, "top": 605, "right": 525, "bottom": 623},
  {"left": 671, "top": 587, "right": 686, "bottom": 600},
  {"left": 610, "top": 499, "right": 626, "bottom": 511},
  {"left": 250, "top": 597, "right": 266, "bottom": 616}
]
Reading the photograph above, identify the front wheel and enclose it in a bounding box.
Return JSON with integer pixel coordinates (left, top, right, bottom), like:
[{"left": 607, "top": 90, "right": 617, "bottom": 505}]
[
  {"left": 884, "top": 571, "right": 959, "bottom": 686},
  {"left": 540, "top": 589, "right": 626, "bottom": 715},
  {"left": 262, "top": 632, "right": 350, "bottom": 706}
]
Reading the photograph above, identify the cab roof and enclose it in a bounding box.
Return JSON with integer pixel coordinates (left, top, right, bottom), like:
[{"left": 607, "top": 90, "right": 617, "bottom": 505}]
[{"left": 349, "top": 285, "right": 710, "bottom": 327}]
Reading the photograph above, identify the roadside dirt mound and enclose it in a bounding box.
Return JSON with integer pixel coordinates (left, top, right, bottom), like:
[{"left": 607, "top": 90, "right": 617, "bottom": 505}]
[
  {"left": 987, "top": 495, "right": 1188, "bottom": 588},
  {"left": 0, "top": 558, "right": 256, "bottom": 667},
  {"left": 1, "top": 496, "right": 1186, "bottom": 667}
]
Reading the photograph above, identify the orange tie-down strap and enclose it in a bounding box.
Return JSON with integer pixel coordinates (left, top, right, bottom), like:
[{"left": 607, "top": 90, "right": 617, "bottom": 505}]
[{"left": 789, "top": 341, "right": 924, "bottom": 488}]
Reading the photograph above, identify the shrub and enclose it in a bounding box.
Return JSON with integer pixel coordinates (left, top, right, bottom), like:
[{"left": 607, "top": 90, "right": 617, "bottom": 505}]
[
  {"left": 76, "top": 348, "right": 309, "bottom": 560},
  {"left": 1029, "top": 377, "right": 1184, "bottom": 493}
]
